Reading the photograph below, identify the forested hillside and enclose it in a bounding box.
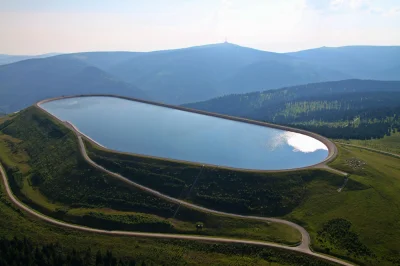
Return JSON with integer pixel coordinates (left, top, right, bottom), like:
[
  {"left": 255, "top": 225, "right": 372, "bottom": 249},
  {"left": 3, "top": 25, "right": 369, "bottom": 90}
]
[
  {"left": 287, "top": 46, "right": 400, "bottom": 80},
  {"left": 2, "top": 44, "right": 400, "bottom": 111},
  {"left": 104, "top": 43, "right": 349, "bottom": 103},
  {"left": 185, "top": 80, "right": 400, "bottom": 139},
  {"left": 0, "top": 56, "right": 147, "bottom": 113}
]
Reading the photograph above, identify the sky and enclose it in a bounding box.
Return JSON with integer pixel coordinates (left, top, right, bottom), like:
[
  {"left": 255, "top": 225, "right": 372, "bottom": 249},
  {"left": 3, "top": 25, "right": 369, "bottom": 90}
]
[{"left": 0, "top": 0, "right": 399, "bottom": 55}]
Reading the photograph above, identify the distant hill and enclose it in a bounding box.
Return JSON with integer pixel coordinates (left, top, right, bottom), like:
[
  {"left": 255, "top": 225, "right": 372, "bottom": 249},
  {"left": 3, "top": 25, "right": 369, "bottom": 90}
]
[
  {"left": 0, "top": 53, "right": 60, "bottom": 66},
  {"left": 287, "top": 46, "right": 400, "bottom": 80},
  {"left": 185, "top": 79, "right": 400, "bottom": 139},
  {"left": 378, "top": 65, "right": 400, "bottom": 80},
  {"left": 219, "top": 59, "right": 349, "bottom": 95},
  {"left": 59, "top": 52, "right": 142, "bottom": 70},
  {"left": 1, "top": 44, "right": 400, "bottom": 110},
  {"left": 105, "top": 43, "right": 349, "bottom": 104},
  {"left": 0, "top": 56, "right": 146, "bottom": 113}
]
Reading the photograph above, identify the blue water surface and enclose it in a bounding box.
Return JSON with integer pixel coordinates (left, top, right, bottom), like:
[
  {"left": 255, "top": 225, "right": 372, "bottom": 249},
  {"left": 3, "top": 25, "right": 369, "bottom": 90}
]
[{"left": 41, "top": 96, "right": 329, "bottom": 170}]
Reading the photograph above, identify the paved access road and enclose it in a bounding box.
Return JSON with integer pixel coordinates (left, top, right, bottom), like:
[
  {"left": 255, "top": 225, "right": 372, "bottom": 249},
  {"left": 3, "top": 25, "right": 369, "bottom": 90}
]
[
  {"left": 0, "top": 116, "right": 354, "bottom": 266},
  {"left": 0, "top": 162, "right": 353, "bottom": 266}
]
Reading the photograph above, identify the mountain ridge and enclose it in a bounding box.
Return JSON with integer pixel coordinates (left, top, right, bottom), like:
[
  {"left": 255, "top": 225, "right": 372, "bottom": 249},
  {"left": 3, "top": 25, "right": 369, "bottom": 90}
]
[{"left": 1, "top": 43, "right": 400, "bottom": 112}]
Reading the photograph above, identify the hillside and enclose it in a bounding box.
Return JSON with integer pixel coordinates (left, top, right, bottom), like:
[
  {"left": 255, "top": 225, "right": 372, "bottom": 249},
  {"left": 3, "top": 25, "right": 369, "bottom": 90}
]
[
  {"left": 0, "top": 107, "right": 303, "bottom": 243},
  {"left": 185, "top": 79, "right": 400, "bottom": 139},
  {"left": 2, "top": 44, "right": 400, "bottom": 111},
  {"left": 220, "top": 59, "right": 349, "bottom": 95},
  {"left": 0, "top": 56, "right": 147, "bottom": 113},
  {"left": 287, "top": 46, "right": 400, "bottom": 80},
  {"left": 0, "top": 53, "right": 60, "bottom": 66},
  {"left": 1, "top": 105, "right": 398, "bottom": 264},
  {"left": 106, "top": 43, "right": 349, "bottom": 104},
  {"left": 59, "top": 51, "right": 142, "bottom": 70}
]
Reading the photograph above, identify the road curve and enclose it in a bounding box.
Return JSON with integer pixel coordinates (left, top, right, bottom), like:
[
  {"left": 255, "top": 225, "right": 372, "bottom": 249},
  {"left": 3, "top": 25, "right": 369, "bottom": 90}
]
[
  {"left": 0, "top": 104, "right": 353, "bottom": 265},
  {"left": 0, "top": 160, "right": 353, "bottom": 266}
]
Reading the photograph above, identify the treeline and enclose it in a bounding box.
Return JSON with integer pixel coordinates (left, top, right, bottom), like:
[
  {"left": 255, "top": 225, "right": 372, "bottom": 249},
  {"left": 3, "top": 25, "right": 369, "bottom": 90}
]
[
  {"left": 0, "top": 237, "right": 150, "bottom": 266},
  {"left": 169, "top": 240, "right": 337, "bottom": 266},
  {"left": 0, "top": 237, "right": 337, "bottom": 266},
  {"left": 186, "top": 80, "right": 400, "bottom": 140}
]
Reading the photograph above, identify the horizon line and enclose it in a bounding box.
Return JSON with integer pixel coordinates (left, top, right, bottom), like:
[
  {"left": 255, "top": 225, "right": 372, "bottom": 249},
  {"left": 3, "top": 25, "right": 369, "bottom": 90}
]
[{"left": 2, "top": 42, "right": 400, "bottom": 56}]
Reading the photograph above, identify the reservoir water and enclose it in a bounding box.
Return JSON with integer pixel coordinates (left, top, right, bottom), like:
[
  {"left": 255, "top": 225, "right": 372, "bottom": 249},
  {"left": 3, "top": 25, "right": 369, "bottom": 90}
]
[{"left": 40, "top": 96, "right": 329, "bottom": 170}]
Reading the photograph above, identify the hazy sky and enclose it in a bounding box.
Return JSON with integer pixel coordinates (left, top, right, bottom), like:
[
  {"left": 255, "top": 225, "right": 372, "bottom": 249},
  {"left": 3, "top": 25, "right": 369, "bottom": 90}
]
[{"left": 1, "top": 0, "right": 399, "bottom": 55}]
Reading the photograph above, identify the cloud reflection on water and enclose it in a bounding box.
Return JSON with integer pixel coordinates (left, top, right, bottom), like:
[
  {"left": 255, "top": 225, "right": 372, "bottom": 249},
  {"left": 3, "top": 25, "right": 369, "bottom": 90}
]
[{"left": 268, "top": 132, "right": 328, "bottom": 153}]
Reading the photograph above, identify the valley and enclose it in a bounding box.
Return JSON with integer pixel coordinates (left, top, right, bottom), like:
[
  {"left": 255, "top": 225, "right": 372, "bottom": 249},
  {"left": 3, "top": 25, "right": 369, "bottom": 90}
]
[
  {"left": 1, "top": 44, "right": 400, "bottom": 114},
  {"left": 0, "top": 44, "right": 399, "bottom": 266},
  {"left": 0, "top": 96, "right": 399, "bottom": 265}
]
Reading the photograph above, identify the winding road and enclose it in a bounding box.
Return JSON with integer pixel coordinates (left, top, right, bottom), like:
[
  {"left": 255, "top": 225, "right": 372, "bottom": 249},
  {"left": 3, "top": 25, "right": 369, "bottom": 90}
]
[{"left": 0, "top": 102, "right": 356, "bottom": 265}]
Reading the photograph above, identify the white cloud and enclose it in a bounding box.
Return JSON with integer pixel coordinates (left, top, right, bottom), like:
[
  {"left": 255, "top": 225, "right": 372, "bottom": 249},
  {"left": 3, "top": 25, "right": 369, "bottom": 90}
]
[
  {"left": 348, "top": 0, "right": 369, "bottom": 9},
  {"left": 369, "top": 7, "right": 384, "bottom": 14},
  {"left": 385, "top": 7, "right": 400, "bottom": 16},
  {"left": 329, "top": 0, "right": 370, "bottom": 10},
  {"left": 330, "top": 0, "right": 344, "bottom": 10},
  {"left": 368, "top": 6, "right": 400, "bottom": 17},
  {"left": 267, "top": 132, "right": 328, "bottom": 153}
]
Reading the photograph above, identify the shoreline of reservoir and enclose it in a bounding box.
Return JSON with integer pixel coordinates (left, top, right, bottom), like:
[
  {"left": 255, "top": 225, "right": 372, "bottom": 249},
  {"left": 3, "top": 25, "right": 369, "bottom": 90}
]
[{"left": 36, "top": 94, "right": 339, "bottom": 174}]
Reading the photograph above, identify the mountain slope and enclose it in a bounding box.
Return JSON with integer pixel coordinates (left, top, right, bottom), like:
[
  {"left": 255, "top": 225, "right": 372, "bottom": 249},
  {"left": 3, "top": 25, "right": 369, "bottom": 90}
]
[
  {"left": 287, "top": 46, "right": 400, "bottom": 80},
  {"left": 0, "top": 53, "right": 60, "bottom": 66},
  {"left": 185, "top": 79, "right": 400, "bottom": 139},
  {"left": 107, "top": 43, "right": 349, "bottom": 104},
  {"left": 58, "top": 51, "right": 142, "bottom": 70},
  {"left": 2, "top": 44, "right": 400, "bottom": 109},
  {"left": 219, "top": 60, "right": 349, "bottom": 94},
  {"left": 378, "top": 65, "right": 400, "bottom": 80},
  {"left": 0, "top": 57, "right": 146, "bottom": 113}
]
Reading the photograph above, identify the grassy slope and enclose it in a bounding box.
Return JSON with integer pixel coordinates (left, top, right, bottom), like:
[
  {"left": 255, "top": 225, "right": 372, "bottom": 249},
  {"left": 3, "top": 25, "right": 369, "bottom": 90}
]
[
  {"left": 86, "top": 140, "right": 346, "bottom": 217},
  {"left": 337, "top": 131, "right": 400, "bottom": 155},
  {"left": 287, "top": 144, "right": 400, "bottom": 265},
  {"left": 0, "top": 182, "right": 334, "bottom": 266},
  {"left": 0, "top": 107, "right": 301, "bottom": 246},
  {"left": 85, "top": 119, "right": 400, "bottom": 265},
  {"left": 5, "top": 106, "right": 400, "bottom": 264},
  {"left": 0, "top": 110, "right": 338, "bottom": 266}
]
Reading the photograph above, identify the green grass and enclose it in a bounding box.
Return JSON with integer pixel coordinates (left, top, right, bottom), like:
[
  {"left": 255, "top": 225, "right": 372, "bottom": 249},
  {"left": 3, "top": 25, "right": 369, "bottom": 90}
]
[
  {"left": 85, "top": 139, "right": 346, "bottom": 217},
  {"left": 0, "top": 179, "right": 333, "bottom": 266},
  {"left": 4, "top": 106, "right": 400, "bottom": 265},
  {"left": 286, "top": 144, "right": 400, "bottom": 265},
  {"left": 0, "top": 115, "right": 11, "bottom": 125},
  {"left": 0, "top": 106, "right": 302, "bottom": 246},
  {"left": 337, "top": 131, "right": 400, "bottom": 155}
]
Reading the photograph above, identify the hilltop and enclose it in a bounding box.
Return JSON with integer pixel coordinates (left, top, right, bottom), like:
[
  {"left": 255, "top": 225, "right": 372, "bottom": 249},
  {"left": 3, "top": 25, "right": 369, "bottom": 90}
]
[{"left": 1, "top": 43, "right": 400, "bottom": 113}]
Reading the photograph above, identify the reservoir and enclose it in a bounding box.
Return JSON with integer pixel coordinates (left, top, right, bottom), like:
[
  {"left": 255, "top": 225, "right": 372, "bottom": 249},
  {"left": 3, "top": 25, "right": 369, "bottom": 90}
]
[{"left": 40, "top": 96, "right": 329, "bottom": 170}]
